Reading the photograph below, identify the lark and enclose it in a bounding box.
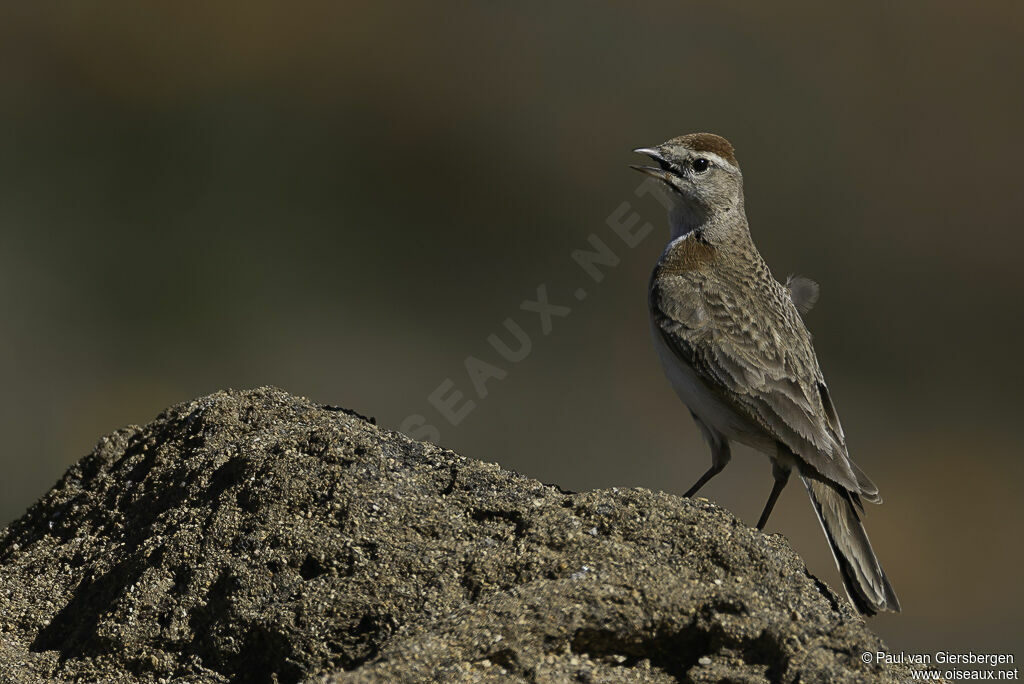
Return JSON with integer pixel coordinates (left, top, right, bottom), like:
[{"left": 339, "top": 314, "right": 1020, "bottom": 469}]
[{"left": 632, "top": 133, "right": 899, "bottom": 615}]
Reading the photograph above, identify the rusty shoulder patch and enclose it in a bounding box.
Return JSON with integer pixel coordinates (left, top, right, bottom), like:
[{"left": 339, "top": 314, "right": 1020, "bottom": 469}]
[{"left": 657, "top": 236, "right": 717, "bottom": 276}]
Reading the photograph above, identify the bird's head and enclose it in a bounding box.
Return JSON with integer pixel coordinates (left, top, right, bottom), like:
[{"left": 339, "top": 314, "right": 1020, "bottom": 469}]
[{"left": 631, "top": 133, "right": 744, "bottom": 241}]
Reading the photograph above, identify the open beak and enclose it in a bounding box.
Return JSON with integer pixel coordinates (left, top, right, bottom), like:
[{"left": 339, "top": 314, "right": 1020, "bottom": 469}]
[{"left": 630, "top": 147, "right": 671, "bottom": 180}]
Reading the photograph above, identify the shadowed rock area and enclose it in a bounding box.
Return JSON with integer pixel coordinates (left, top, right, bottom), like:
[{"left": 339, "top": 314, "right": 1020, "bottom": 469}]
[{"left": 0, "top": 387, "right": 912, "bottom": 682}]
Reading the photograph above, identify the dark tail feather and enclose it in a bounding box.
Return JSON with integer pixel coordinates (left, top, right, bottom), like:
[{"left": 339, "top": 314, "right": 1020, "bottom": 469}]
[
  {"left": 801, "top": 475, "right": 901, "bottom": 615},
  {"left": 851, "top": 461, "right": 881, "bottom": 504}
]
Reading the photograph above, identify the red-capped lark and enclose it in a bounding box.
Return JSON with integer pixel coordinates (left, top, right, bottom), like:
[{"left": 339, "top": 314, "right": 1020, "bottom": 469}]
[{"left": 633, "top": 133, "right": 900, "bottom": 615}]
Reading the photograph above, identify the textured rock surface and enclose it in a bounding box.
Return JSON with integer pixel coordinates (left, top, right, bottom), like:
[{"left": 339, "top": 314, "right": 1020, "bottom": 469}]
[{"left": 0, "top": 387, "right": 912, "bottom": 682}]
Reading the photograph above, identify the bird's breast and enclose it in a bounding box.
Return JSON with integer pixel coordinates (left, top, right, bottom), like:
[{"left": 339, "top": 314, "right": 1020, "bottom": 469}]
[{"left": 656, "top": 234, "right": 717, "bottom": 277}]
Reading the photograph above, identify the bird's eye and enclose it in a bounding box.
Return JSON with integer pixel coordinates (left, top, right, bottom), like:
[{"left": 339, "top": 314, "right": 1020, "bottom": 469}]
[{"left": 692, "top": 158, "right": 710, "bottom": 173}]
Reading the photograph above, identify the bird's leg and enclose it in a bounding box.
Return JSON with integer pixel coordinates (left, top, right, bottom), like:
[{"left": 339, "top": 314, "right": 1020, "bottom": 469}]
[
  {"left": 756, "top": 461, "right": 792, "bottom": 530},
  {"left": 684, "top": 462, "right": 725, "bottom": 498},
  {"left": 685, "top": 417, "right": 731, "bottom": 498}
]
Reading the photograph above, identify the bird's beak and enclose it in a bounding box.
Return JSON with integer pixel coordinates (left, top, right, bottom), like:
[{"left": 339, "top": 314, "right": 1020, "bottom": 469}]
[{"left": 630, "top": 147, "right": 671, "bottom": 180}]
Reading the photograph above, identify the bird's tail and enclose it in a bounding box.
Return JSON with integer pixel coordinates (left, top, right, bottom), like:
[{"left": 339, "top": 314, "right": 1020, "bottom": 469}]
[{"left": 801, "top": 474, "right": 901, "bottom": 615}]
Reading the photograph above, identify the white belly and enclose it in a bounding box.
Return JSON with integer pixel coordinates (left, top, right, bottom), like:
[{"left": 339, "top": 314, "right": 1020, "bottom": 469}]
[{"left": 650, "top": 317, "right": 775, "bottom": 453}]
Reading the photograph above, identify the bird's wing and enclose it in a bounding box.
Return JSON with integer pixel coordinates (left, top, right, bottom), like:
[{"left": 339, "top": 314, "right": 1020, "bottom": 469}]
[
  {"left": 786, "top": 275, "right": 819, "bottom": 315},
  {"left": 652, "top": 270, "right": 861, "bottom": 493}
]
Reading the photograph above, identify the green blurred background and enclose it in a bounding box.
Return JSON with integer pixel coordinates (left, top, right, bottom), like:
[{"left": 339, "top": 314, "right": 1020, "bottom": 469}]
[{"left": 2, "top": 0, "right": 1022, "bottom": 658}]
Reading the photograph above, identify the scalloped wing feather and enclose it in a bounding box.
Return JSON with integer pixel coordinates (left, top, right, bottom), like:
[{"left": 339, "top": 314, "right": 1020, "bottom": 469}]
[{"left": 651, "top": 270, "right": 861, "bottom": 493}]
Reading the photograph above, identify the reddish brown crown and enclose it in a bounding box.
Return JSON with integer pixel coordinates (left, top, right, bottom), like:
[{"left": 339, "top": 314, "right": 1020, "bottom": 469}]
[{"left": 671, "top": 133, "right": 737, "bottom": 166}]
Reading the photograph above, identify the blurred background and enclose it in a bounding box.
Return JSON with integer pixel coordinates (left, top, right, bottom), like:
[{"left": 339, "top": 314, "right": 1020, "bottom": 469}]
[{"left": 2, "top": 0, "right": 1022, "bottom": 658}]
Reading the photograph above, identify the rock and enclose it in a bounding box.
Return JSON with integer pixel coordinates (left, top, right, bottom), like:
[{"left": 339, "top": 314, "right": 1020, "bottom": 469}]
[{"left": 0, "top": 387, "right": 912, "bottom": 683}]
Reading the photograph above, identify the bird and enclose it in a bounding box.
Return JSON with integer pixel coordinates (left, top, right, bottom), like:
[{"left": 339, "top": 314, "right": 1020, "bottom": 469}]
[{"left": 631, "top": 133, "right": 900, "bottom": 615}]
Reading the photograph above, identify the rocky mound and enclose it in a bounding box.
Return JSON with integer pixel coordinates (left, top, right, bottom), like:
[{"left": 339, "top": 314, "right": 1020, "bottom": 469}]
[{"left": 0, "top": 387, "right": 910, "bottom": 682}]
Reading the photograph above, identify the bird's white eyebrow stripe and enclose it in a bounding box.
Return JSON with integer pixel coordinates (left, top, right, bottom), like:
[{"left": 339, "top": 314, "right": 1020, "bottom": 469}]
[{"left": 695, "top": 151, "right": 737, "bottom": 171}]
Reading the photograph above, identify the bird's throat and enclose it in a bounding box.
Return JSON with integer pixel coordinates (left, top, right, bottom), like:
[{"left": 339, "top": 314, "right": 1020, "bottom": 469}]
[{"left": 668, "top": 198, "right": 705, "bottom": 241}]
